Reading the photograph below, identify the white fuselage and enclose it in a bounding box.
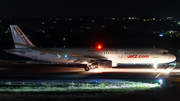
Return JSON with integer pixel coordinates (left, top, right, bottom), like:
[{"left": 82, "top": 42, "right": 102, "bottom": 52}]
[
  {"left": 8, "top": 25, "right": 176, "bottom": 67},
  {"left": 7, "top": 48, "right": 176, "bottom": 66}
]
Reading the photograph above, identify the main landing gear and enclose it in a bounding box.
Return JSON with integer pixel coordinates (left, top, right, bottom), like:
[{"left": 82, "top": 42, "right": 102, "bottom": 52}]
[
  {"left": 85, "top": 66, "right": 90, "bottom": 71},
  {"left": 84, "top": 63, "right": 92, "bottom": 71}
]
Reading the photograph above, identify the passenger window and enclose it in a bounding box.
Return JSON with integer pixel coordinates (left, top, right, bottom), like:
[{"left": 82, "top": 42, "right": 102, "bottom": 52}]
[{"left": 163, "top": 52, "right": 169, "bottom": 54}]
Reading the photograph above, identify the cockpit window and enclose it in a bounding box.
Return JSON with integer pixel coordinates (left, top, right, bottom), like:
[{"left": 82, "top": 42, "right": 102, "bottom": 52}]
[{"left": 163, "top": 52, "right": 169, "bottom": 54}]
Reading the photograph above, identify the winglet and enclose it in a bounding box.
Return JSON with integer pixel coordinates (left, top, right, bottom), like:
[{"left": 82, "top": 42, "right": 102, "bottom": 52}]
[{"left": 10, "top": 25, "right": 36, "bottom": 48}]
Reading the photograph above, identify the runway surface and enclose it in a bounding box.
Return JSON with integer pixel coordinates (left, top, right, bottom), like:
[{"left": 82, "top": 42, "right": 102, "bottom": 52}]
[{"left": 0, "top": 64, "right": 179, "bottom": 83}]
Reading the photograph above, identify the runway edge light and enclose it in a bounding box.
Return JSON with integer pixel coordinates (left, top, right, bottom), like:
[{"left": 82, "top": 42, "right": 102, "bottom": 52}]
[
  {"left": 95, "top": 80, "right": 98, "bottom": 84},
  {"left": 159, "top": 79, "right": 163, "bottom": 86}
]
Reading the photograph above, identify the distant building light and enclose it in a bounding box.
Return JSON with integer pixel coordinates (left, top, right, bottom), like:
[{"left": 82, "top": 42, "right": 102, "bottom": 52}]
[
  {"left": 65, "top": 18, "right": 68, "bottom": 20},
  {"left": 166, "top": 17, "right": 173, "bottom": 20},
  {"left": 143, "top": 19, "right": 149, "bottom": 21},
  {"left": 168, "top": 30, "right": 177, "bottom": 34},
  {"left": 128, "top": 17, "right": 132, "bottom": 20},
  {"left": 86, "top": 27, "right": 90, "bottom": 29},
  {"left": 5, "top": 30, "right": 9, "bottom": 33},
  {"left": 124, "top": 26, "right": 127, "bottom": 29},
  {"left": 136, "top": 18, "right": 139, "bottom": 20},
  {"left": 54, "top": 21, "right": 56, "bottom": 23},
  {"left": 50, "top": 26, "right": 53, "bottom": 29},
  {"left": 42, "top": 22, "right": 45, "bottom": 24},
  {"left": 62, "top": 38, "right": 65, "bottom": 41},
  {"left": 131, "top": 17, "right": 136, "bottom": 20},
  {"left": 39, "top": 29, "right": 45, "bottom": 33},
  {"left": 159, "top": 34, "right": 164, "bottom": 37},
  {"left": 92, "top": 20, "right": 94, "bottom": 22},
  {"left": 10, "top": 18, "right": 12, "bottom": 20},
  {"left": 70, "top": 30, "right": 73, "bottom": 32},
  {"left": 159, "top": 19, "right": 162, "bottom": 21},
  {"left": 80, "top": 18, "right": 82, "bottom": 20},
  {"left": 69, "top": 18, "right": 72, "bottom": 21},
  {"left": 121, "top": 18, "right": 125, "bottom": 20},
  {"left": 102, "top": 26, "right": 105, "bottom": 28},
  {"left": 152, "top": 18, "right": 155, "bottom": 20},
  {"left": 50, "top": 18, "right": 52, "bottom": 20},
  {"left": 80, "top": 26, "right": 83, "bottom": 28},
  {"left": 0, "top": 20, "right": 1, "bottom": 22},
  {"left": 177, "top": 21, "right": 180, "bottom": 25},
  {"left": 111, "top": 18, "right": 115, "bottom": 20}
]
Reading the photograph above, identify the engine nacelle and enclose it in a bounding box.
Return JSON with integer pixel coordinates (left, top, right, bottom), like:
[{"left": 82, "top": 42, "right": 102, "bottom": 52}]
[
  {"left": 79, "top": 61, "right": 88, "bottom": 64},
  {"left": 98, "top": 60, "right": 112, "bottom": 70}
]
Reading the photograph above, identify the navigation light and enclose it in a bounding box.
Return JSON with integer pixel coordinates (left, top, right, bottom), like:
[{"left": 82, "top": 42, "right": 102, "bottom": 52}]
[{"left": 97, "top": 45, "right": 102, "bottom": 49}]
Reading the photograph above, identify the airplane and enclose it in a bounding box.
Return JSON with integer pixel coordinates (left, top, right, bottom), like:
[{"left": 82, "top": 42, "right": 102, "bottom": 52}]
[{"left": 5, "top": 25, "right": 176, "bottom": 71}]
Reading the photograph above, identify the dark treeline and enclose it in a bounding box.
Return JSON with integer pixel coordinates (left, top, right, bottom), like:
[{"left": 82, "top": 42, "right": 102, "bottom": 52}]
[{"left": 0, "top": 16, "right": 180, "bottom": 49}]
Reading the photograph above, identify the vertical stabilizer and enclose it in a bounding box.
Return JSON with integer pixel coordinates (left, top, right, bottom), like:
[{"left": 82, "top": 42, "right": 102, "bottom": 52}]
[{"left": 10, "top": 25, "right": 36, "bottom": 48}]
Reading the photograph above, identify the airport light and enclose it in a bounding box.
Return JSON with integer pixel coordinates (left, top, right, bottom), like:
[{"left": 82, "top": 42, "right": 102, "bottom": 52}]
[
  {"left": 95, "top": 80, "right": 98, "bottom": 84},
  {"left": 159, "top": 79, "right": 163, "bottom": 85}
]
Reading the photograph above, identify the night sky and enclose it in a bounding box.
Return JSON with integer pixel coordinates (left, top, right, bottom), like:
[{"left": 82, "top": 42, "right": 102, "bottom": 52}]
[{"left": 0, "top": 0, "right": 180, "bottom": 17}]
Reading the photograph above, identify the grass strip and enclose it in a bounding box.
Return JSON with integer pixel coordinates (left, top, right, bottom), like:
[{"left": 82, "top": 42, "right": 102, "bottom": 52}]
[{"left": 0, "top": 81, "right": 160, "bottom": 93}]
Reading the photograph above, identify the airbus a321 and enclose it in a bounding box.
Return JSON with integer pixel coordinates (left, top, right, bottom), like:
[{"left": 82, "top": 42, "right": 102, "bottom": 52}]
[{"left": 6, "top": 25, "right": 176, "bottom": 71}]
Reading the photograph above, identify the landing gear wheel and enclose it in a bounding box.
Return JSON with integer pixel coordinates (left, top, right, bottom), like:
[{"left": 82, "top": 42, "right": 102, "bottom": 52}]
[
  {"left": 85, "top": 66, "right": 90, "bottom": 71},
  {"left": 153, "top": 63, "right": 158, "bottom": 71}
]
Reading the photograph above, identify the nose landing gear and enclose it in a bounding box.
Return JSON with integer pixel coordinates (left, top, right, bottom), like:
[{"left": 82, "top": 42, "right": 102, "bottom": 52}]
[{"left": 154, "top": 63, "right": 158, "bottom": 71}]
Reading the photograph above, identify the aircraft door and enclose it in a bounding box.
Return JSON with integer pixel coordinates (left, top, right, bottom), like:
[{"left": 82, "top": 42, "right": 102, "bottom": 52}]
[
  {"left": 32, "top": 51, "right": 38, "bottom": 60},
  {"left": 118, "top": 49, "right": 123, "bottom": 58},
  {"left": 153, "top": 49, "right": 158, "bottom": 58}
]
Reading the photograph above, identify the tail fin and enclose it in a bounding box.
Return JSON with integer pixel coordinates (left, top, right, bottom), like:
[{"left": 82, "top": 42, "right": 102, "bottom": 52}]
[{"left": 10, "top": 25, "right": 36, "bottom": 48}]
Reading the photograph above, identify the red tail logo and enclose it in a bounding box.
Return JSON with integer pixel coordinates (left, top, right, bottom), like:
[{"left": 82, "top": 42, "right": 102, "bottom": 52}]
[{"left": 14, "top": 27, "right": 30, "bottom": 46}]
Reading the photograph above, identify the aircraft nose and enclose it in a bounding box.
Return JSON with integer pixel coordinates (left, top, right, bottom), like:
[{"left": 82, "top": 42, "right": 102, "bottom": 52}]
[{"left": 170, "top": 54, "right": 176, "bottom": 61}]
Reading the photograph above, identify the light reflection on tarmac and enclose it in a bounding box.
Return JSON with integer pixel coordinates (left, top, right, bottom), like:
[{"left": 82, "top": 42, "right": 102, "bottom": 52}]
[{"left": 0, "top": 64, "right": 179, "bottom": 83}]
